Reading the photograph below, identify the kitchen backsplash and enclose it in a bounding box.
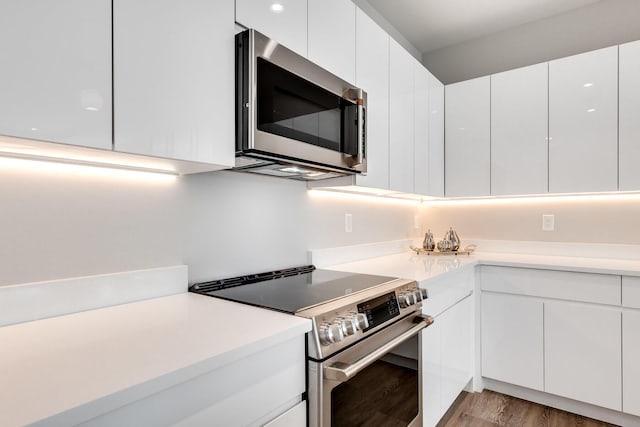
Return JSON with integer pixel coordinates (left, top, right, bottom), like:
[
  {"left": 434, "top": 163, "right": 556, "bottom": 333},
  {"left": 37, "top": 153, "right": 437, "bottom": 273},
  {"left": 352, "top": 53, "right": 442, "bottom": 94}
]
[
  {"left": 422, "top": 197, "right": 640, "bottom": 245},
  {"left": 0, "top": 164, "right": 419, "bottom": 287}
]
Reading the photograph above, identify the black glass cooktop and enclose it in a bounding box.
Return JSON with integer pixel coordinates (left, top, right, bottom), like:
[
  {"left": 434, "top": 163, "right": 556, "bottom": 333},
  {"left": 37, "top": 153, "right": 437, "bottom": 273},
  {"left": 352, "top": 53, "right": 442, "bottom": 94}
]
[{"left": 189, "top": 266, "right": 398, "bottom": 314}]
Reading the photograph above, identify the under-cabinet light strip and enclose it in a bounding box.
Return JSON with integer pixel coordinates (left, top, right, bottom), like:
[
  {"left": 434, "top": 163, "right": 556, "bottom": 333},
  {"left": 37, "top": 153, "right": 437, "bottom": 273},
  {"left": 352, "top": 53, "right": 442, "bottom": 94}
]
[
  {"left": 309, "top": 188, "right": 640, "bottom": 205},
  {"left": 0, "top": 151, "right": 179, "bottom": 176}
]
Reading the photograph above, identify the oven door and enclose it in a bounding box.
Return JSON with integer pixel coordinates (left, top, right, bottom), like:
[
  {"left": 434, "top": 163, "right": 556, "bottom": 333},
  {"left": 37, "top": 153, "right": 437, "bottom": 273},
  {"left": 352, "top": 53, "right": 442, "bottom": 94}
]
[{"left": 309, "top": 313, "right": 433, "bottom": 427}]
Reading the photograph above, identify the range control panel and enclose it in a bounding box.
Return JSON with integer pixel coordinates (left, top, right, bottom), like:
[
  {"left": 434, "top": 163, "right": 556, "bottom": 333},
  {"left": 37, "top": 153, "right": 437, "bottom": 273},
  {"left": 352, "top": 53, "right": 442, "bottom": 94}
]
[{"left": 307, "top": 282, "right": 428, "bottom": 360}]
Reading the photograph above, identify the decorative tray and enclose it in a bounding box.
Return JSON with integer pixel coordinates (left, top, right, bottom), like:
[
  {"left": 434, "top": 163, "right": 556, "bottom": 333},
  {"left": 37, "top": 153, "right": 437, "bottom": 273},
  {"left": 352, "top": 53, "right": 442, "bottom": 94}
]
[{"left": 410, "top": 245, "right": 476, "bottom": 256}]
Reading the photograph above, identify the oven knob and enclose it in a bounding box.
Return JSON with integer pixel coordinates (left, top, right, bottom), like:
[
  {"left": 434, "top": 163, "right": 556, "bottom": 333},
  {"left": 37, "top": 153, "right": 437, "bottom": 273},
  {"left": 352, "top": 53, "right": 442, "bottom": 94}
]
[
  {"left": 420, "top": 288, "right": 429, "bottom": 300},
  {"left": 318, "top": 321, "right": 345, "bottom": 346},
  {"left": 412, "top": 289, "right": 423, "bottom": 303},
  {"left": 352, "top": 312, "right": 369, "bottom": 330},
  {"left": 399, "top": 292, "right": 416, "bottom": 308},
  {"left": 339, "top": 316, "right": 359, "bottom": 336}
]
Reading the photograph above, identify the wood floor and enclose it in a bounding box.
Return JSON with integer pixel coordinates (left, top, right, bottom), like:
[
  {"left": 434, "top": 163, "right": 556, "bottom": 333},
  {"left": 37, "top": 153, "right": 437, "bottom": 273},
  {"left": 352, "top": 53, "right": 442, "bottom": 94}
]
[{"left": 438, "top": 390, "right": 619, "bottom": 427}]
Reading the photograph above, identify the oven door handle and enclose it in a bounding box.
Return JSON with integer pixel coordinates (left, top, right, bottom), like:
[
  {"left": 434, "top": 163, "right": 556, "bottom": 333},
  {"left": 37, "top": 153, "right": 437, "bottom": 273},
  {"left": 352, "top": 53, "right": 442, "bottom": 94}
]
[{"left": 324, "top": 314, "right": 434, "bottom": 382}]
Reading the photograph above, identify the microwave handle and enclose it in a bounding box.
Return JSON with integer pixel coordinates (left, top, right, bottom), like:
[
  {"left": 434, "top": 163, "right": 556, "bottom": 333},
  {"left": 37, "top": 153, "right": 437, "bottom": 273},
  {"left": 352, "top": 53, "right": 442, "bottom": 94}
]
[
  {"left": 353, "top": 88, "right": 365, "bottom": 167},
  {"left": 324, "top": 314, "right": 434, "bottom": 382}
]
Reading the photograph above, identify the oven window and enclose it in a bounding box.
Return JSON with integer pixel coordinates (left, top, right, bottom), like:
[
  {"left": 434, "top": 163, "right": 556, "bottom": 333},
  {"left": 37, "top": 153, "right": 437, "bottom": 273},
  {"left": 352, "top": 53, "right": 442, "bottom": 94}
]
[
  {"left": 330, "top": 355, "right": 418, "bottom": 426},
  {"left": 256, "top": 57, "right": 358, "bottom": 155}
]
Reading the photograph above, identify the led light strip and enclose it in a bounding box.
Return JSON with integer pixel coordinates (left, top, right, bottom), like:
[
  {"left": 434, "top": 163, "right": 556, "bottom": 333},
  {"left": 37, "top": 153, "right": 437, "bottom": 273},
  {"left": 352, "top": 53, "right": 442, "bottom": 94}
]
[{"left": 309, "top": 188, "right": 640, "bottom": 205}]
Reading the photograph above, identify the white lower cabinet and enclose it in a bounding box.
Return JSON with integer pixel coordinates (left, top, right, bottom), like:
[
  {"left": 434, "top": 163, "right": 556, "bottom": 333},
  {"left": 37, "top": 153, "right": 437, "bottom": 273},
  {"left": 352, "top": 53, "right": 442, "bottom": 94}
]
[
  {"left": 480, "top": 266, "right": 626, "bottom": 416},
  {"left": 263, "top": 401, "right": 306, "bottom": 427},
  {"left": 440, "top": 295, "right": 473, "bottom": 410},
  {"left": 422, "top": 294, "right": 472, "bottom": 427},
  {"left": 623, "top": 309, "right": 640, "bottom": 416},
  {"left": 544, "top": 301, "right": 622, "bottom": 411},
  {"left": 481, "top": 293, "right": 544, "bottom": 391},
  {"left": 77, "top": 336, "right": 306, "bottom": 427}
]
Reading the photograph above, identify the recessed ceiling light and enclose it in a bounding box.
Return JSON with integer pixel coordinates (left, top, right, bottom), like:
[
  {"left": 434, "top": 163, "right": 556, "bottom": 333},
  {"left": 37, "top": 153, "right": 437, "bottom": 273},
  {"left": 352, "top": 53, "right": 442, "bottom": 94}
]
[
  {"left": 587, "top": 108, "right": 596, "bottom": 113},
  {"left": 583, "top": 83, "right": 593, "bottom": 87},
  {"left": 270, "top": 3, "right": 284, "bottom": 13}
]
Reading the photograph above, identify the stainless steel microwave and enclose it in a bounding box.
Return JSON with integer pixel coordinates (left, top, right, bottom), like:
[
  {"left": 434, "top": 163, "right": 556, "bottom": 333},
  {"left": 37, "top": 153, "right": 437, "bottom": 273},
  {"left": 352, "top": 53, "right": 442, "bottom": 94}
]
[{"left": 235, "top": 29, "right": 367, "bottom": 180}]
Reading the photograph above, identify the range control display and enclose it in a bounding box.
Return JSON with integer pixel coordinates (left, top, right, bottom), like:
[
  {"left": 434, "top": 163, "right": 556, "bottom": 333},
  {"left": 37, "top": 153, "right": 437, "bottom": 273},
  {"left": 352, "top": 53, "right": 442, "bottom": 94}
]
[{"left": 357, "top": 291, "right": 400, "bottom": 332}]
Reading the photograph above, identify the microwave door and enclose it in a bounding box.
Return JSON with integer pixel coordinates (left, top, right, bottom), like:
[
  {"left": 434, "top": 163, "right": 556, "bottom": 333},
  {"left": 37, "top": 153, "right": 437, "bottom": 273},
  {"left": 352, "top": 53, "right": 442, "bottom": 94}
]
[{"left": 237, "top": 30, "right": 366, "bottom": 174}]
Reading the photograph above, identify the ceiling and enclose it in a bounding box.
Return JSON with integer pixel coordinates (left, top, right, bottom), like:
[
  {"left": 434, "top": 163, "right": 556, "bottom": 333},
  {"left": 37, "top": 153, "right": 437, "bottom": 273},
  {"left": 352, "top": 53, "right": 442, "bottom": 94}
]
[{"left": 364, "top": 0, "right": 602, "bottom": 54}]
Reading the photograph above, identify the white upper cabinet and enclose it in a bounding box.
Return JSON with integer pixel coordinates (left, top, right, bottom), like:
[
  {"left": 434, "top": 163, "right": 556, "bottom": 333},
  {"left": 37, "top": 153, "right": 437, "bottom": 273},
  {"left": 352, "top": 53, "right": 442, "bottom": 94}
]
[
  {"left": 548, "top": 46, "right": 618, "bottom": 193},
  {"left": 445, "top": 76, "right": 491, "bottom": 197},
  {"left": 389, "top": 39, "right": 415, "bottom": 193},
  {"left": 308, "top": 0, "right": 356, "bottom": 84},
  {"left": 491, "top": 63, "right": 548, "bottom": 196},
  {"left": 428, "top": 73, "right": 445, "bottom": 198},
  {"left": 414, "top": 64, "right": 430, "bottom": 195},
  {"left": 114, "top": 0, "right": 235, "bottom": 168},
  {"left": 354, "top": 9, "right": 389, "bottom": 190},
  {"left": 619, "top": 40, "right": 640, "bottom": 191},
  {"left": 0, "top": 0, "right": 111, "bottom": 150},
  {"left": 235, "top": 0, "right": 307, "bottom": 57}
]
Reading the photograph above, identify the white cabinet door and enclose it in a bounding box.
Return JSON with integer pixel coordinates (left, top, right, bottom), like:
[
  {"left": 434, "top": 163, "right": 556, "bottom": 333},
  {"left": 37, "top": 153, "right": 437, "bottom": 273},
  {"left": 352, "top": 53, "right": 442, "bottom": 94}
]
[
  {"left": 440, "top": 295, "right": 473, "bottom": 411},
  {"left": 354, "top": 9, "right": 389, "bottom": 190},
  {"left": 308, "top": 0, "right": 356, "bottom": 84},
  {"left": 422, "top": 295, "right": 472, "bottom": 427},
  {"left": 445, "top": 77, "right": 491, "bottom": 197},
  {"left": 481, "top": 293, "right": 544, "bottom": 391},
  {"left": 548, "top": 47, "right": 618, "bottom": 193},
  {"left": 389, "top": 39, "right": 415, "bottom": 193},
  {"left": 235, "top": 0, "right": 307, "bottom": 57},
  {"left": 414, "top": 64, "right": 430, "bottom": 195},
  {"left": 491, "top": 63, "right": 548, "bottom": 196},
  {"left": 619, "top": 40, "right": 640, "bottom": 191},
  {"left": 428, "top": 73, "right": 445, "bottom": 198},
  {"left": 545, "top": 301, "right": 622, "bottom": 411},
  {"left": 114, "top": 0, "right": 235, "bottom": 168},
  {"left": 623, "top": 309, "right": 640, "bottom": 416},
  {"left": 0, "top": 0, "right": 111, "bottom": 149},
  {"left": 422, "top": 323, "right": 442, "bottom": 427}
]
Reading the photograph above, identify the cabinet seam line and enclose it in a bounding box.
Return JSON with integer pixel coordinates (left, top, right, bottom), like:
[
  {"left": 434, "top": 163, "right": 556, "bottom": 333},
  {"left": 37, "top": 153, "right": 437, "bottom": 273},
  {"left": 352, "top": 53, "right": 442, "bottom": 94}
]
[
  {"left": 542, "top": 302, "right": 545, "bottom": 391},
  {"left": 111, "top": 0, "right": 115, "bottom": 150},
  {"left": 547, "top": 62, "right": 550, "bottom": 193},
  {"left": 617, "top": 45, "right": 620, "bottom": 190}
]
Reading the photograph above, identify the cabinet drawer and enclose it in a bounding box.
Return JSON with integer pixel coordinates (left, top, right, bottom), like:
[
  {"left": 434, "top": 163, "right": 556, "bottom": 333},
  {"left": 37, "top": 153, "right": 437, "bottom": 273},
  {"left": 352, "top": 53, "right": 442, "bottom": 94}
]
[
  {"left": 422, "top": 267, "right": 473, "bottom": 317},
  {"left": 623, "top": 276, "right": 640, "bottom": 308},
  {"left": 480, "top": 266, "right": 620, "bottom": 305}
]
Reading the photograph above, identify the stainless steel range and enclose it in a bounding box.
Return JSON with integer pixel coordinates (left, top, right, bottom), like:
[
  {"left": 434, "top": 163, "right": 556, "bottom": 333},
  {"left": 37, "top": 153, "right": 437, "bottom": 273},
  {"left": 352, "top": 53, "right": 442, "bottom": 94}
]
[{"left": 190, "top": 265, "right": 433, "bottom": 427}]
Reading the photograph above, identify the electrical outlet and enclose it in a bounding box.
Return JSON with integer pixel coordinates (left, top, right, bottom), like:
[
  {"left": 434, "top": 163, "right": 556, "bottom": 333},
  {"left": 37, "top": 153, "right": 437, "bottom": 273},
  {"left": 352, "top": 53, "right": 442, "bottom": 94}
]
[
  {"left": 414, "top": 215, "right": 422, "bottom": 230},
  {"left": 542, "top": 214, "right": 555, "bottom": 231},
  {"left": 345, "top": 213, "right": 353, "bottom": 233}
]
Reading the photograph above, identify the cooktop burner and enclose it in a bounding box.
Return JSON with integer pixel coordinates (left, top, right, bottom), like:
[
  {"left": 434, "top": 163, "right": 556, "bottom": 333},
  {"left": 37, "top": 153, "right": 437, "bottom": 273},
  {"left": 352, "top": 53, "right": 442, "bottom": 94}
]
[{"left": 189, "top": 265, "right": 399, "bottom": 314}]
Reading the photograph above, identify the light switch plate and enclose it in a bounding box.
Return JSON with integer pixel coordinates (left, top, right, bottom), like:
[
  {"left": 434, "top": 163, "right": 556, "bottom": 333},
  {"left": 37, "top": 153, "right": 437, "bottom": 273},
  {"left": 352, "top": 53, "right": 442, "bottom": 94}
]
[
  {"left": 345, "top": 213, "right": 353, "bottom": 233},
  {"left": 542, "top": 214, "right": 555, "bottom": 231}
]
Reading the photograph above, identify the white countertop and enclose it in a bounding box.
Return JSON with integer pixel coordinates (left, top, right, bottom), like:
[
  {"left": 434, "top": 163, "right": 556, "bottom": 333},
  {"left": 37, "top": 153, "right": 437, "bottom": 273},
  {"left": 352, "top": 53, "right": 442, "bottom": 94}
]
[
  {"left": 0, "top": 293, "right": 311, "bottom": 427},
  {"left": 324, "top": 249, "right": 640, "bottom": 284}
]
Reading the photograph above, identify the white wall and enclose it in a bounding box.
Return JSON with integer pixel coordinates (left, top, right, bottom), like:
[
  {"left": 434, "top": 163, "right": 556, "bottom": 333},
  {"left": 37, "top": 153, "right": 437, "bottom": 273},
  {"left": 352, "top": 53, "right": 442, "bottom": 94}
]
[
  {"left": 0, "top": 161, "right": 419, "bottom": 287},
  {"left": 423, "top": 0, "right": 640, "bottom": 84},
  {"left": 422, "top": 198, "right": 640, "bottom": 245}
]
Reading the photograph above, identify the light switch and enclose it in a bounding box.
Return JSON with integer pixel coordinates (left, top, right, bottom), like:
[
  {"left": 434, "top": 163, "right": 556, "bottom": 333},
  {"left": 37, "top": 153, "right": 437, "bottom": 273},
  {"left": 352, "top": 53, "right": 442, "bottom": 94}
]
[
  {"left": 542, "top": 214, "right": 555, "bottom": 231},
  {"left": 345, "top": 213, "right": 353, "bottom": 233}
]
